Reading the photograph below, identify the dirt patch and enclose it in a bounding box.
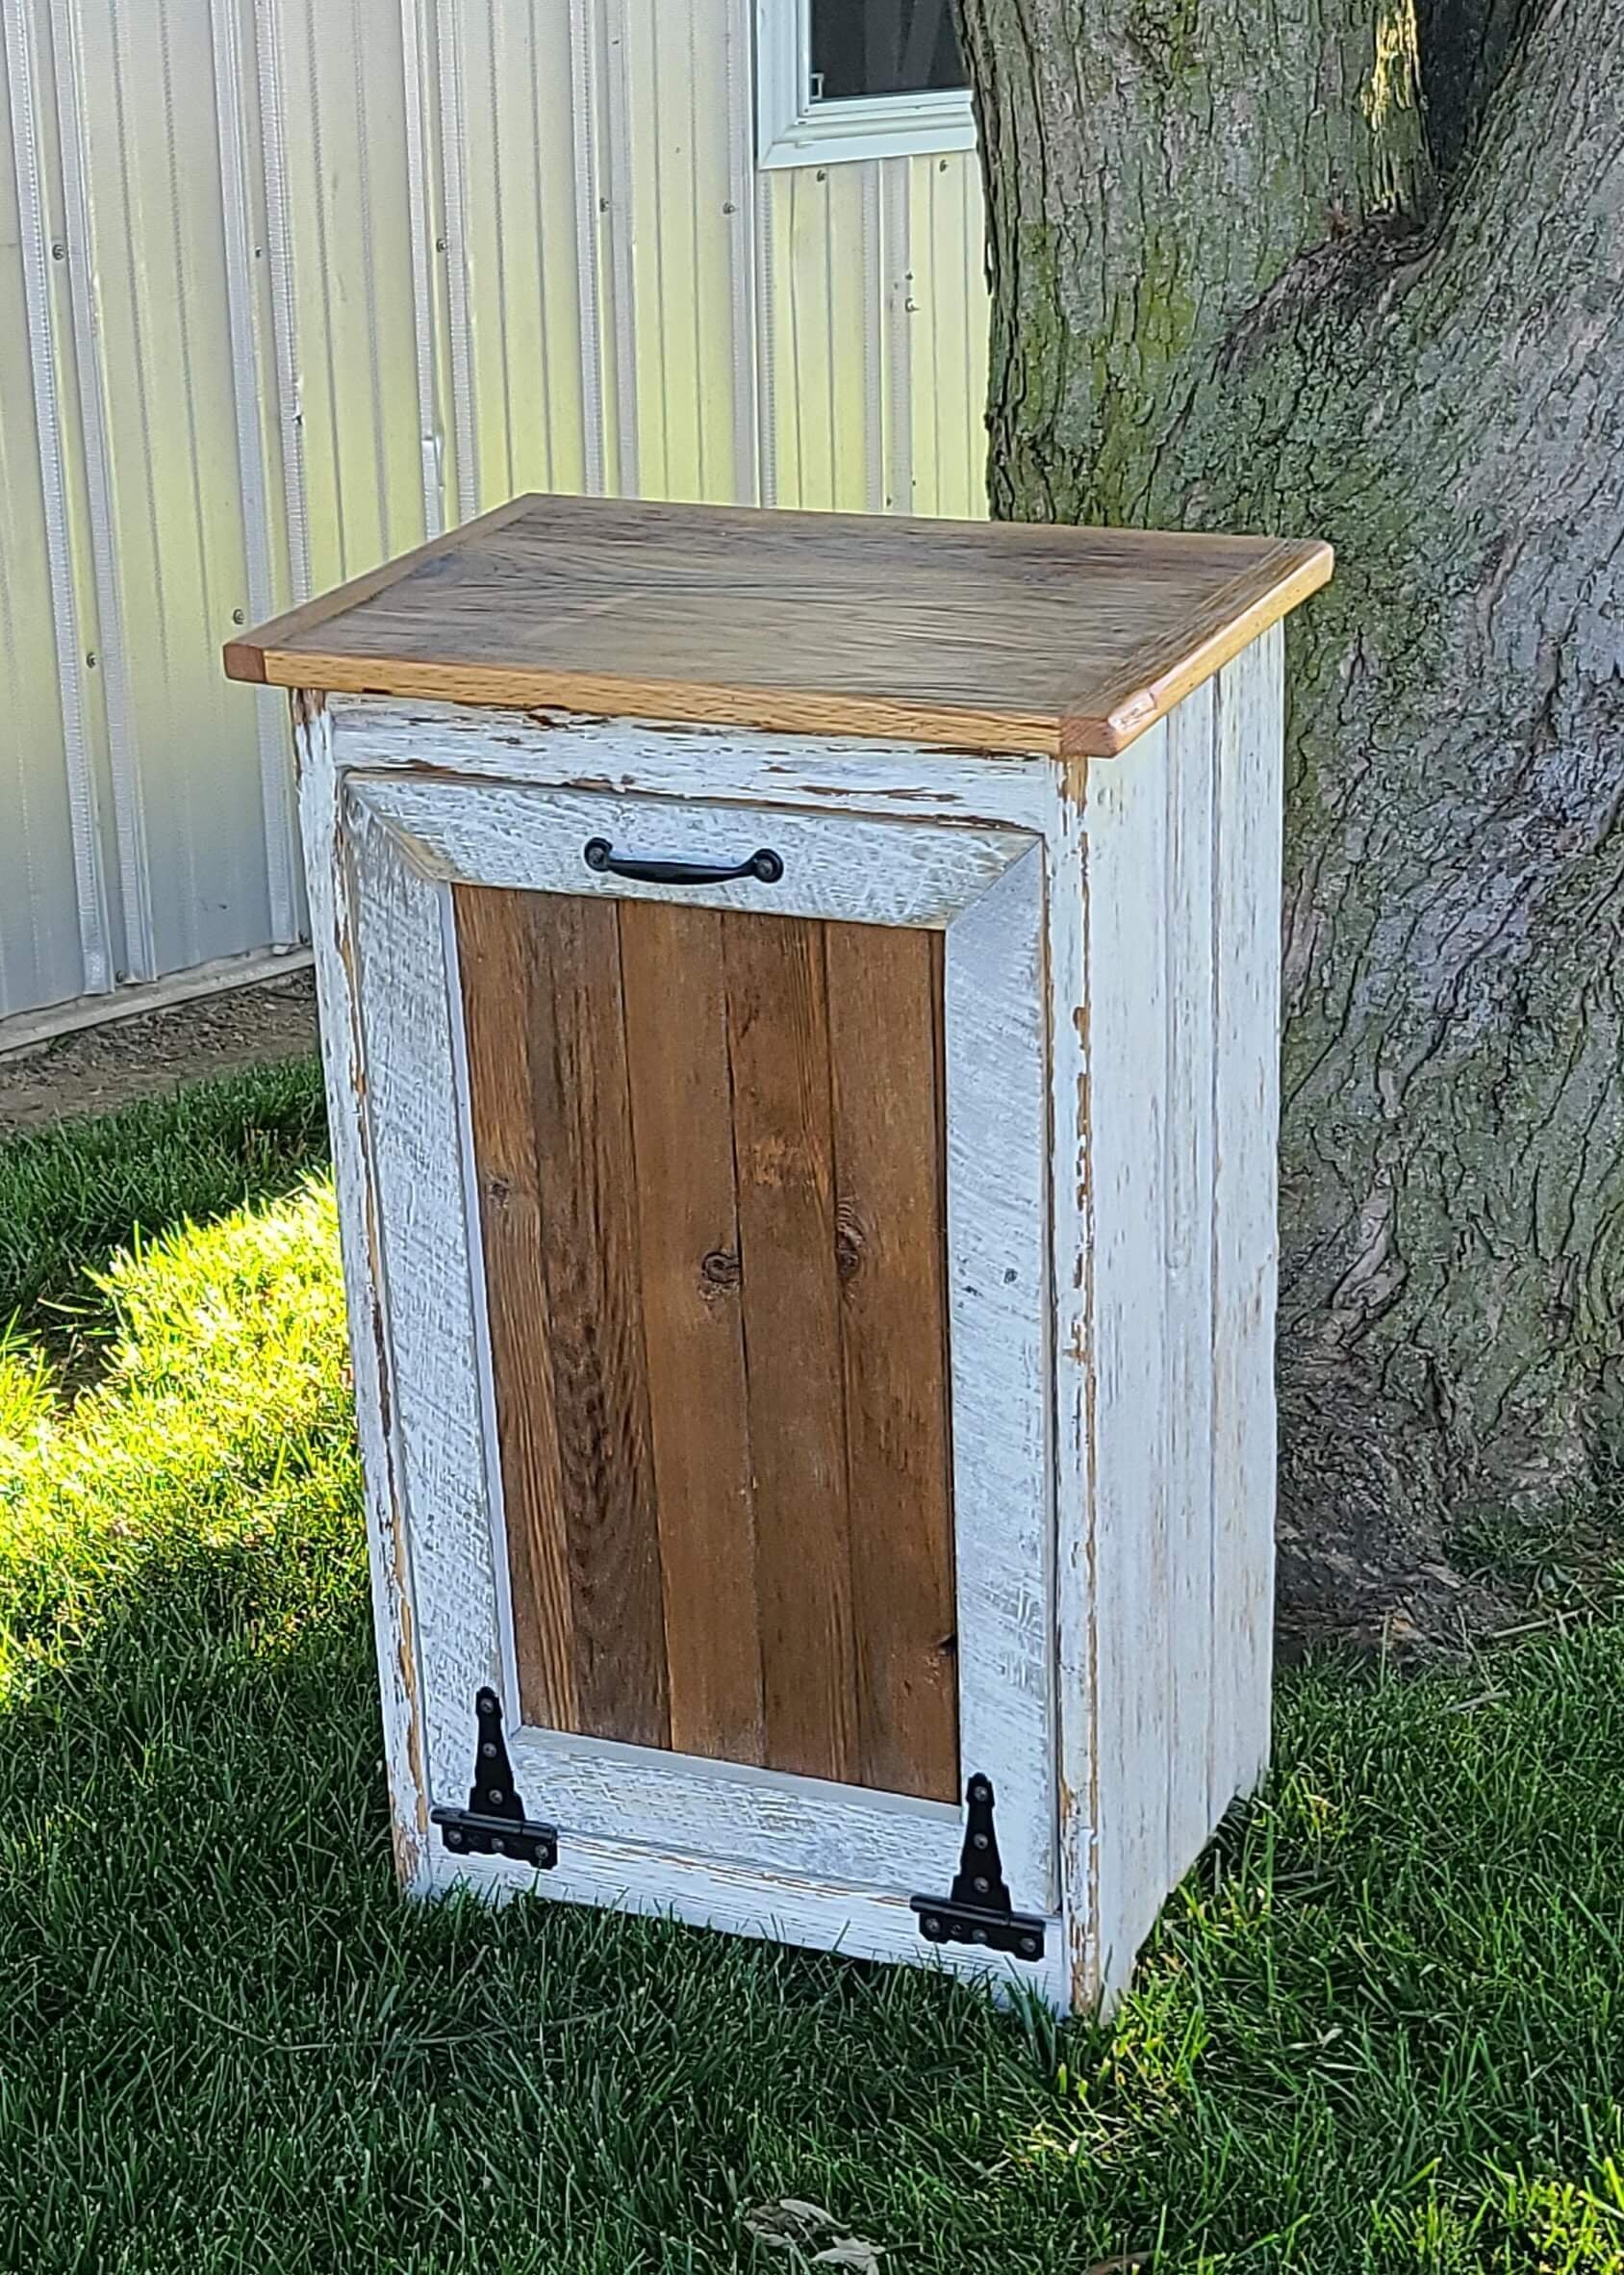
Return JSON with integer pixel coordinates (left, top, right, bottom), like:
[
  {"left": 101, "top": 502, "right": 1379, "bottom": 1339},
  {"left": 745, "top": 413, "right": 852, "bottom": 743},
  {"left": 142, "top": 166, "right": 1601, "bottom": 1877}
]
[
  {"left": 1273, "top": 1487, "right": 1624, "bottom": 1661},
  {"left": 0, "top": 971, "right": 319, "bottom": 1138}
]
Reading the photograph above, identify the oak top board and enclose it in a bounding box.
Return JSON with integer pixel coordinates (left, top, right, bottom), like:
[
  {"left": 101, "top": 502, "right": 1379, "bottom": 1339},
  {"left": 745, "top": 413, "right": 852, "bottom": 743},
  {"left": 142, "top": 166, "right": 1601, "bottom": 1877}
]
[{"left": 224, "top": 494, "right": 1332, "bottom": 758}]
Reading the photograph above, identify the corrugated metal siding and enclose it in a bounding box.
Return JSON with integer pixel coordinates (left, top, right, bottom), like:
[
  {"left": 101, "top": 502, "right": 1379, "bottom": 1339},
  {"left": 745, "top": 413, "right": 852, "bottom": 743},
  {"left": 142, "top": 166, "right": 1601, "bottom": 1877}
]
[
  {"left": 2, "top": 0, "right": 114, "bottom": 1012},
  {"left": 1, "top": 21, "right": 86, "bottom": 1016},
  {"left": 907, "top": 152, "right": 988, "bottom": 519},
  {"left": 438, "top": 0, "right": 598, "bottom": 512},
  {"left": 0, "top": 0, "right": 989, "bottom": 1032}
]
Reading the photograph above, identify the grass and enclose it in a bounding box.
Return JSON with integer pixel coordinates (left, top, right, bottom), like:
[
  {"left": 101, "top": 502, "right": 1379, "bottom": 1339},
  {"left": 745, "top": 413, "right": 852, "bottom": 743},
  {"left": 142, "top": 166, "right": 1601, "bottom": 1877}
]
[
  {"left": 0, "top": 1055, "right": 328, "bottom": 1353},
  {"left": 3, "top": 1066, "right": 1624, "bottom": 2273}
]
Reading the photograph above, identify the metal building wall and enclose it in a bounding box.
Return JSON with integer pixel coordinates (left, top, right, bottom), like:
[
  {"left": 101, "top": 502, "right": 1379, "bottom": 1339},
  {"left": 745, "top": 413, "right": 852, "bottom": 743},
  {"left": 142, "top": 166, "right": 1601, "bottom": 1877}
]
[{"left": 0, "top": 0, "right": 990, "bottom": 1033}]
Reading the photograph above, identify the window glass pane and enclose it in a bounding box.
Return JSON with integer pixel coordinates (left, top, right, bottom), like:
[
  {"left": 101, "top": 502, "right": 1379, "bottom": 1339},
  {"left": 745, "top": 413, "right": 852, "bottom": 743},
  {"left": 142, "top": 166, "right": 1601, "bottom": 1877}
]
[{"left": 809, "top": 0, "right": 967, "bottom": 101}]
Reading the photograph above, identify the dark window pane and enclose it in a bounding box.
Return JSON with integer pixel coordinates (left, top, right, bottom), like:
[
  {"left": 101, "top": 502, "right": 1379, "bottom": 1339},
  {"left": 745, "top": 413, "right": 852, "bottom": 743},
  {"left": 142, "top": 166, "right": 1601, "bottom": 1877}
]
[{"left": 809, "top": 0, "right": 967, "bottom": 101}]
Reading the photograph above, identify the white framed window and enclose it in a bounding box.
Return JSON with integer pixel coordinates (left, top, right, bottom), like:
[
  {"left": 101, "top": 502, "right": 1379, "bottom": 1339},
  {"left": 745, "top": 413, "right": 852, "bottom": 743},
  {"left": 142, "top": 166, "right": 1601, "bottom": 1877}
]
[{"left": 756, "top": 0, "right": 976, "bottom": 169}]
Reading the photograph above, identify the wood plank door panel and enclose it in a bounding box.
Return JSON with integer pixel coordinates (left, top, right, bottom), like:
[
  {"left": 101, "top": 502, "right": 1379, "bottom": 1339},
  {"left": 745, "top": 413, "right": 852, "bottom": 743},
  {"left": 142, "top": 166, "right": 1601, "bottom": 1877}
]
[{"left": 454, "top": 884, "right": 960, "bottom": 1804}]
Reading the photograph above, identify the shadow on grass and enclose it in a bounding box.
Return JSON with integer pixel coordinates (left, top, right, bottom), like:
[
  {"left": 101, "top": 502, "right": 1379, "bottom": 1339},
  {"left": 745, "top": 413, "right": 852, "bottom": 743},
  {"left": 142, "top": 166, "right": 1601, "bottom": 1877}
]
[
  {"left": 4, "top": 1161, "right": 1624, "bottom": 2271},
  {"left": 0, "top": 1182, "right": 1092, "bottom": 2272},
  {"left": 0, "top": 1498, "right": 1089, "bottom": 2274},
  {"left": 8, "top": 1516, "right": 1624, "bottom": 2273}
]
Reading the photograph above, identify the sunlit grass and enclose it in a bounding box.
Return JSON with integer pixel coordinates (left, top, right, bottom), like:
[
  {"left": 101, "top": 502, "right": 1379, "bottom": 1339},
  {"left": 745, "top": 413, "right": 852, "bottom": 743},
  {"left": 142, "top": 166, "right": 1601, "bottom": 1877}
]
[
  {"left": 0, "top": 1179, "right": 357, "bottom": 1714},
  {"left": 1, "top": 1066, "right": 1622, "bottom": 2271},
  {"left": 0, "top": 1055, "right": 327, "bottom": 1353}
]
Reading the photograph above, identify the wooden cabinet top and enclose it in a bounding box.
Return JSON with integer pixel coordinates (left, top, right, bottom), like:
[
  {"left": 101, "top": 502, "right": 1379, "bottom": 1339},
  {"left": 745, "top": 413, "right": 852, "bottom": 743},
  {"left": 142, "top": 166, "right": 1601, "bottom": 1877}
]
[{"left": 224, "top": 494, "right": 1331, "bottom": 758}]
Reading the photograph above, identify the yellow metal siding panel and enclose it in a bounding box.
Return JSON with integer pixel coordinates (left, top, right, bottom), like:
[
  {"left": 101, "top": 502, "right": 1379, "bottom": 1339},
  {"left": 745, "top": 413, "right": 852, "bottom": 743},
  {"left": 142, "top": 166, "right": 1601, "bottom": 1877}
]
[
  {"left": 614, "top": 0, "right": 745, "bottom": 503},
  {"left": 762, "top": 161, "right": 875, "bottom": 512},
  {"left": 50, "top": 0, "right": 273, "bottom": 980},
  {"left": 264, "top": 0, "right": 425, "bottom": 588},
  {"left": 759, "top": 147, "right": 988, "bottom": 521},
  {"left": 439, "top": 0, "right": 592, "bottom": 514},
  {"left": 907, "top": 151, "right": 989, "bottom": 520},
  {"left": 0, "top": 22, "right": 91, "bottom": 1015}
]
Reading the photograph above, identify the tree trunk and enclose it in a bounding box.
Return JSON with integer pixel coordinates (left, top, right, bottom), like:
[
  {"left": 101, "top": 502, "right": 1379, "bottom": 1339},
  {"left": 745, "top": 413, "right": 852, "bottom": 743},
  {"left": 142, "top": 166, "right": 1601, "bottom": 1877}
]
[{"left": 953, "top": 0, "right": 1624, "bottom": 1645}]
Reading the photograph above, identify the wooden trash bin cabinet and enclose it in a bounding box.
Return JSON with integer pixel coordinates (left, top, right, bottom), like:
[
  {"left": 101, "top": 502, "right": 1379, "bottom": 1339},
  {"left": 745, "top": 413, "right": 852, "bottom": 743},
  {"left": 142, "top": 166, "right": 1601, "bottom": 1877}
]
[{"left": 225, "top": 497, "right": 1332, "bottom": 2014}]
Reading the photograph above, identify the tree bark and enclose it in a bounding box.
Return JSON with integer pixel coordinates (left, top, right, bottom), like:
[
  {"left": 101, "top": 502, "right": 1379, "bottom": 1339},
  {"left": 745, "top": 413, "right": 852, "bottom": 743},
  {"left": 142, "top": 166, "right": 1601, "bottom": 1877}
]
[{"left": 954, "top": 0, "right": 1624, "bottom": 1644}]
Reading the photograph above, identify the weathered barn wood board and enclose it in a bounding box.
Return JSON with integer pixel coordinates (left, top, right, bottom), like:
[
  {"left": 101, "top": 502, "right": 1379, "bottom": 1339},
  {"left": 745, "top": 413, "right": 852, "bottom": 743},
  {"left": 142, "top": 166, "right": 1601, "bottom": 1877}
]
[
  {"left": 1209, "top": 626, "right": 1284, "bottom": 1811},
  {"left": 226, "top": 492, "right": 1331, "bottom": 756},
  {"left": 288, "top": 569, "right": 1307, "bottom": 2013},
  {"left": 453, "top": 885, "right": 960, "bottom": 1803},
  {"left": 617, "top": 902, "right": 765, "bottom": 1767}
]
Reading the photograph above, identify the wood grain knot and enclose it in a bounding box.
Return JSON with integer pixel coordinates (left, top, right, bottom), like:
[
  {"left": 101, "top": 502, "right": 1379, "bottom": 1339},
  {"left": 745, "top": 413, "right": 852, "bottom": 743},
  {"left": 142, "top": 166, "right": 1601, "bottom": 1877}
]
[
  {"left": 834, "top": 1200, "right": 866, "bottom": 1283},
  {"left": 698, "top": 1247, "right": 741, "bottom": 1296}
]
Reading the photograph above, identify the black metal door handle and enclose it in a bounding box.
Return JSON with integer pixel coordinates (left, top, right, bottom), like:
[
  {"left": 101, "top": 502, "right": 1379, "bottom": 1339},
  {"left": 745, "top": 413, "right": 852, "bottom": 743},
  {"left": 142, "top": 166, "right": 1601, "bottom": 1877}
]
[{"left": 583, "top": 836, "right": 783, "bottom": 886}]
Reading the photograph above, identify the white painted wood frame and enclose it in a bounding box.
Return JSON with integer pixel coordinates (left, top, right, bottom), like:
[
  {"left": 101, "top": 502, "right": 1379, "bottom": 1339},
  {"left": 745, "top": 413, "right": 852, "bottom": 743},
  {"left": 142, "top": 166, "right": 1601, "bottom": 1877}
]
[
  {"left": 299, "top": 629, "right": 1284, "bottom": 2015},
  {"left": 317, "top": 746, "right": 1063, "bottom": 1999}
]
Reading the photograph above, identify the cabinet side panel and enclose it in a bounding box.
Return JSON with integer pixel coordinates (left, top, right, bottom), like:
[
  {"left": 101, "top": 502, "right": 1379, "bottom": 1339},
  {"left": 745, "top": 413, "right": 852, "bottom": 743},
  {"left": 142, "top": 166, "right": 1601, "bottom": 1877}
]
[
  {"left": 1209, "top": 626, "right": 1283, "bottom": 1811},
  {"left": 1162, "top": 680, "right": 1220, "bottom": 1887},
  {"left": 1083, "top": 716, "right": 1173, "bottom": 1994},
  {"left": 1085, "top": 639, "right": 1284, "bottom": 2003},
  {"left": 825, "top": 922, "right": 959, "bottom": 1802}
]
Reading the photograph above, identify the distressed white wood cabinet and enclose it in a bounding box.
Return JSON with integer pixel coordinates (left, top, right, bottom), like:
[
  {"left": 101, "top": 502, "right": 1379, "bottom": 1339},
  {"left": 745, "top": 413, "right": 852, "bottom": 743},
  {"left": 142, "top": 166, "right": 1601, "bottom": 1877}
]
[{"left": 226, "top": 495, "right": 1332, "bottom": 2012}]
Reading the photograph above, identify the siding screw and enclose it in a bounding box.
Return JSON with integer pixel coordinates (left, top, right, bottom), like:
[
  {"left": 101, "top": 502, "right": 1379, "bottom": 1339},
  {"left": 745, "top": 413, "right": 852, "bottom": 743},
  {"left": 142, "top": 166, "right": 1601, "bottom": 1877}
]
[
  {"left": 723, "top": 199, "right": 736, "bottom": 214},
  {"left": 231, "top": 607, "right": 245, "bottom": 625},
  {"left": 51, "top": 240, "right": 65, "bottom": 259},
  {"left": 86, "top": 652, "right": 97, "bottom": 669},
  {"left": 435, "top": 235, "right": 446, "bottom": 252},
  {"left": 939, "top": 159, "right": 949, "bottom": 171},
  {"left": 816, "top": 168, "right": 827, "bottom": 181}
]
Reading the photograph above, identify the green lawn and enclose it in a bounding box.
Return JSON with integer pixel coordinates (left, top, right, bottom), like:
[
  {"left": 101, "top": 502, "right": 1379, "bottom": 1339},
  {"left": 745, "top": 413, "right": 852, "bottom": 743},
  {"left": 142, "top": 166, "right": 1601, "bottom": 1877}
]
[{"left": 2, "top": 1067, "right": 1623, "bottom": 2273}]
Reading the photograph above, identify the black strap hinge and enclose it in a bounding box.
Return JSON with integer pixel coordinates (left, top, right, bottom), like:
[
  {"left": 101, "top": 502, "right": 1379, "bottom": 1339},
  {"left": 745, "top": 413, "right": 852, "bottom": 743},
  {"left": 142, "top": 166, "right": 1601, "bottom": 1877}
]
[
  {"left": 430, "top": 1687, "right": 558, "bottom": 1871},
  {"left": 910, "top": 1774, "right": 1046, "bottom": 1962}
]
